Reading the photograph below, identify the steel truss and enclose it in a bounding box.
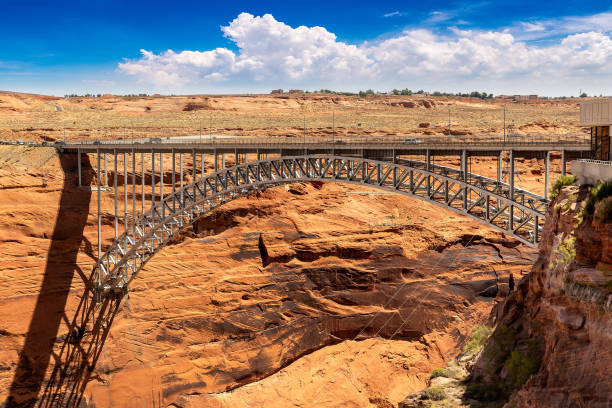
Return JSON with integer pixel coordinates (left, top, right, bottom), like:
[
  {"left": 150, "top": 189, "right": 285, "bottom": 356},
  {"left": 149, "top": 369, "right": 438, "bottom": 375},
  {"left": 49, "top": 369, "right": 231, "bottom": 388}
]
[{"left": 93, "top": 155, "right": 546, "bottom": 299}]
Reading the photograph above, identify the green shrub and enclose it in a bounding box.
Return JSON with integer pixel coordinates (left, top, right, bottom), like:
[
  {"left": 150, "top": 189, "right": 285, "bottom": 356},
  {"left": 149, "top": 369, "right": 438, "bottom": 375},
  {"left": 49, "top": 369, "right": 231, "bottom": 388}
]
[
  {"left": 549, "top": 175, "right": 576, "bottom": 200},
  {"left": 503, "top": 347, "right": 541, "bottom": 389},
  {"left": 422, "top": 386, "right": 446, "bottom": 401},
  {"left": 430, "top": 368, "right": 451, "bottom": 379},
  {"left": 594, "top": 197, "right": 612, "bottom": 223},
  {"left": 604, "top": 280, "right": 612, "bottom": 294},
  {"left": 464, "top": 325, "right": 493, "bottom": 355},
  {"left": 554, "top": 236, "right": 576, "bottom": 268},
  {"left": 465, "top": 380, "right": 504, "bottom": 401},
  {"left": 583, "top": 181, "right": 612, "bottom": 217}
]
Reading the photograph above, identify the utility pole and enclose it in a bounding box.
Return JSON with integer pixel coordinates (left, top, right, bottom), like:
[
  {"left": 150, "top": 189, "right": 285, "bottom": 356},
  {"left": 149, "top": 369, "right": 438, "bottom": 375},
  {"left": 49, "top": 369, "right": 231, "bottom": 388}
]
[
  {"left": 303, "top": 115, "right": 306, "bottom": 145},
  {"left": 448, "top": 107, "right": 451, "bottom": 137},
  {"left": 199, "top": 119, "right": 202, "bottom": 143}
]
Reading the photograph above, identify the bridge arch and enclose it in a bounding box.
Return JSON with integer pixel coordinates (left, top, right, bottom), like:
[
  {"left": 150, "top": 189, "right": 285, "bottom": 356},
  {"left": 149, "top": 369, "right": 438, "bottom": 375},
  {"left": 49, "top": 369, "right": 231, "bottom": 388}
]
[{"left": 93, "top": 155, "right": 547, "bottom": 297}]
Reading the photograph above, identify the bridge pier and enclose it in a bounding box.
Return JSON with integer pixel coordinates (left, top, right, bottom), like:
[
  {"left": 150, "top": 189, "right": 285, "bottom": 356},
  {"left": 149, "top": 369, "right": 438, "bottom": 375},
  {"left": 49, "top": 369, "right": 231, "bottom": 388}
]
[
  {"left": 113, "top": 149, "right": 118, "bottom": 240},
  {"left": 152, "top": 150, "right": 156, "bottom": 207},
  {"left": 77, "top": 148, "right": 82, "bottom": 187},
  {"left": 545, "top": 151, "right": 550, "bottom": 200},
  {"left": 97, "top": 148, "right": 101, "bottom": 268},
  {"left": 462, "top": 149, "right": 468, "bottom": 209},
  {"left": 172, "top": 150, "right": 176, "bottom": 212},
  {"left": 509, "top": 149, "right": 514, "bottom": 231},
  {"left": 132, "top": 149, "right": 136, "bottom": 237},
  {"left": 123, "top": 152, "right": 128, "bottom": 234},
  {"left": 497, "top": 151, "right": 502, "bottom": 183},
  {"left": 426, "top": 149, "right": 431, "bottom": 196},
  {"left": 562, "top": 150, "right": 566, "bottom": 176}
]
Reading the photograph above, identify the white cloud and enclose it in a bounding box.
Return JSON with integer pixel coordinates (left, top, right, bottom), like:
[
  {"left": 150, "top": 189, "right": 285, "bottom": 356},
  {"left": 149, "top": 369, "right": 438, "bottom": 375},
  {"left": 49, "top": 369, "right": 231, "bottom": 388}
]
[
  {"left": 383, "top": 11, "right": 401, "bottom": 18},
  {"left": 117, "top": 12, "right": 612, "bottom": 95},
  {"left": 520, "top": 22, "right": 546, "bottom": 32}
]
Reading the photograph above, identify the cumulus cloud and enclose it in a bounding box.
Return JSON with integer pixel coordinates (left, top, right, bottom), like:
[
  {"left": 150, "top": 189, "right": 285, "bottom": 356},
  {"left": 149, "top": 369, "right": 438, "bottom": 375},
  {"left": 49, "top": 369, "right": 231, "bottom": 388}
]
[{"left": 117, "top": 12, "right": 612, "bottom": 93}]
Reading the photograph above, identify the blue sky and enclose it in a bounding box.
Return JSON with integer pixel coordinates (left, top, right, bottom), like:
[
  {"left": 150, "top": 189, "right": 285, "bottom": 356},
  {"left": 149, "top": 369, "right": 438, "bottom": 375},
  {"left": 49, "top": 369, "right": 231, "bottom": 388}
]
[{"left": 1, "top": 0, "right": 611, "bottom": 96}]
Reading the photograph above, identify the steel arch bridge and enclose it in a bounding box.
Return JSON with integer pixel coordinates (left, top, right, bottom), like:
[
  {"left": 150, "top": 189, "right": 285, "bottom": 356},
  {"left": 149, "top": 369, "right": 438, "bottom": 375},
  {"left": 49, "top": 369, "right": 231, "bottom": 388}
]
[{"left": 93, "top": 154, "right": 547, "bottom": 297}]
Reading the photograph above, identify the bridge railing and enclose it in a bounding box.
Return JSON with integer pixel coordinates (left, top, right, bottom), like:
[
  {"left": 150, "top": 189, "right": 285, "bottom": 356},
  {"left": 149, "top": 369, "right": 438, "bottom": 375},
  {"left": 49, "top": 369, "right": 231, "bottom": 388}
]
[{"left": 68, "top": 133, "right": 590, "bottom": 148}]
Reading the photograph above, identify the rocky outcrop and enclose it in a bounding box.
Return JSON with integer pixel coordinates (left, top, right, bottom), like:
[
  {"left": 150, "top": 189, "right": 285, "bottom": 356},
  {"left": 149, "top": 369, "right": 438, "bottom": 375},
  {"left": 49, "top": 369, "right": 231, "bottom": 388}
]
[{"left": 469, "top": 184, "right": 612, "bottom": 407}]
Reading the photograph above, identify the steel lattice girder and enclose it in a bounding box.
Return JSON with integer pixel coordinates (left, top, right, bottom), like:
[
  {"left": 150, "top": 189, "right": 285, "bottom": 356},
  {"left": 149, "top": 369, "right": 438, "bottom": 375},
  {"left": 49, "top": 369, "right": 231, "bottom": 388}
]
[{"left": 93, "top": 155, "right": 547, "bottom": 295}]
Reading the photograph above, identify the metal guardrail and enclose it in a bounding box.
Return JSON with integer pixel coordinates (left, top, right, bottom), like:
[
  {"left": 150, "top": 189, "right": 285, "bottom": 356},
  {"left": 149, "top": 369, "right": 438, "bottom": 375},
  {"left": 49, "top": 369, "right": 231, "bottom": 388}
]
[{"left": 577, "top": 159, "right": 612, "bottom": 166}]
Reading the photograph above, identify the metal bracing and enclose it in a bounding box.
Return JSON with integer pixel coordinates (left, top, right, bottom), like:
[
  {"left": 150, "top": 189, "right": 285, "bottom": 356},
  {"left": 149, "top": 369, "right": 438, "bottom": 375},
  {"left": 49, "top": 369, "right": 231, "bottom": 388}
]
[{"left": 92, "top": 155, "right": 547, "bottom": 299}]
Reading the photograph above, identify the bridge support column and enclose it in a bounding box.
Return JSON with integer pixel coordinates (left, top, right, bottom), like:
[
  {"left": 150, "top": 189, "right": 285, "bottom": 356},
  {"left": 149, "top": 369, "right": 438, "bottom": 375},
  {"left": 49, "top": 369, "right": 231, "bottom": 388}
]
[
  {"left": 104, "top": 152, "right": 108, "bottom": 186},
  {"left": 97, "top": 148, "right": 101, "bottom": 266},
  {"left": 124, "top": 152, "right": 128, "bottom": 234},
  {"left": 426, "top": 149, "right": 431, "bottom": 196},
  {"left": 509, "top": 149, "right": 514, "bottom": 231},
  {"left": 132, "top": 149, "right": 136, "bottom": 238},
  {"left": 172, "top": 149, "right": 176, "bottom": 213},
  {"left": 113, "top": 149, "right": 118, "bottom": 240},
  {"left": 222, "top": 153, "right": 225, "bottom": 169},
  {"left": 545, "top": 151, "right": 550, "bottom": 200},
  {"left": 201, "top": 152, "right": 205, "bottom": 180},
  {"left": 561, "top": 149, "right": 566, "bottom": 176},
  {"left": 151, "top": 150, "right": 155, "bottom": 207},
  {"left": 462, "top": 150, "right": 468, "bottom": 209},
  {"left": 393, "top": 149, "right": 397, "bottom": 187},
  {"left": 180, "top": 152, "right": 184, "bottom": 207},
  {"left": 77, "top": 148, "right": 82, "bottom": 187},
  {"left": 235, "top": 149, "right": 238, "bottom": 166},
  {"left": 497, "top": 151, "right": 502, "bottom": 184},
  {"left": 160, "top": 152, "right": 164, "bottom": 241}
]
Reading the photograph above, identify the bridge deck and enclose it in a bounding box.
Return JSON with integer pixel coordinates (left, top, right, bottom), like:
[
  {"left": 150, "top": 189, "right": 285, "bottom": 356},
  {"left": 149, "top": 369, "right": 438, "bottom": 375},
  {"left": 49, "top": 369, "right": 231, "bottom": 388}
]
[{"left": 60, "top": 137, "right": 591, "bottom": 156}]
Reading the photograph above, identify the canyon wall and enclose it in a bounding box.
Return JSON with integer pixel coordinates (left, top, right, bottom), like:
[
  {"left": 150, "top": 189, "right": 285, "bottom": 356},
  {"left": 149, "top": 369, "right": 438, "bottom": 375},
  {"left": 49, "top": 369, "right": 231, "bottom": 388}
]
[{"left": 470, "top": 182, "right": 612, "bottom": 407}]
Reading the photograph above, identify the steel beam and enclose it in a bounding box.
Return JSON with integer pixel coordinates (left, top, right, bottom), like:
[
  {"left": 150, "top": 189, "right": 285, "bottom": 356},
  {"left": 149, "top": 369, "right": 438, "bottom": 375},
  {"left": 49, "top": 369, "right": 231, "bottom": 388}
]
[
  {"left": 545, "top": 151, "right": 550, "bottom": 200},
  {"left": 92, "top": 154, "right": 548, "bottom": 299},
  {"left": 77, "top": 148, "right": 82, "bottom": 187}
]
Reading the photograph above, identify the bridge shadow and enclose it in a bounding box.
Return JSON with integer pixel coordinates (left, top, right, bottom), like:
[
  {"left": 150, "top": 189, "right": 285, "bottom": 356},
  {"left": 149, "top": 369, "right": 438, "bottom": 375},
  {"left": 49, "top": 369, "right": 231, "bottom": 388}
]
[{"left": 4, "top": 152, "right": 122, "bottom": 408}]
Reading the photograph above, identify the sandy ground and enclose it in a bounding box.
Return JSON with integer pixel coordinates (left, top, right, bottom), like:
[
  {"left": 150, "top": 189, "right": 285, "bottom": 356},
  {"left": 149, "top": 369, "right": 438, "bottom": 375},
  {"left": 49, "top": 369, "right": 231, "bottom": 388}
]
[{"left": 0, "top": 91, "right": 589, "bottom": 142}]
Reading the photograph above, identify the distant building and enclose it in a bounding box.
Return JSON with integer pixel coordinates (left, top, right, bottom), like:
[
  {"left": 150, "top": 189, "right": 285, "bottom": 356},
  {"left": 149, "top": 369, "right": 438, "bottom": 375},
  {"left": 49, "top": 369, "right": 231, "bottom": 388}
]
[
  {"left": 581, "top": 99, "right": 611, "bottom": 161},
  {"left": 513, "top": 95, "right": 538, "bottom": 101},
  {"left": 288, "top": 89, "right": 304, "bottom": 94},
  {"left": 270, "top": 89, "right": 284, "bottom": 94}
]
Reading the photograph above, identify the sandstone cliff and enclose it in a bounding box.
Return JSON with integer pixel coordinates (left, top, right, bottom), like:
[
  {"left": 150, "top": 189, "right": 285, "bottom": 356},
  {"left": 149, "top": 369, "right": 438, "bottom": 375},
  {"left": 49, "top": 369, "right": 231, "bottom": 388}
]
[{"left": 468, "top": 181, "right": 612, "bottom": 407}]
